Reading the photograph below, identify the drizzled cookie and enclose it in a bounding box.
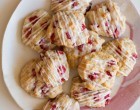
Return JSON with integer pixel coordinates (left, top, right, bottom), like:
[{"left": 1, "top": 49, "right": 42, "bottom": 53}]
[
  {"left": 46, "top": 11, "right": 89, "bottom": 48},
  {"left": 22, "top": 9, "right": 56, "bottom": 53},
  {"left": 43, "top": 94, "right": 80, "bottom": 110},
  {"left": 71, "top": 77, "right": 111, "bottom": 107},
  {"left": 20, "top": 59, "right": 63, "bottom": 98},
  {"left": 78, "top": 51, "right": 119, "bottom": 89},
  {"left": 86, "top": 0, "right": 126, "bottom": 38},
  {"left": 102, "top": 37, "right": 138, "bottom": 76},
  {"left": 51, "top": 0, "right": 92, "bottom": 13},
  {"left": 64, "top": 31, "right": 105, "bottom": 68}
]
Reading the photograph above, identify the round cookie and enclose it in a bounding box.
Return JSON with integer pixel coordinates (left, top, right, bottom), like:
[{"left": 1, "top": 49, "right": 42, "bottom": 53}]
[
  {"left": 71, "top": 77, "right": 111, "bottom": 107},
  {"left": 43, "top": 94, "right": 80, "bottom": 110},
  {"left": 64, "top": 31, "right": 105, "bottom": 68},
  {"left": 46, "top": 11, "right": 89, "bottom": 48},
  {"left": 86, "top": 0, "right": 126, "bottom": 38},
  {"left": 20, "top": 59, "right": 63, "bottom": 98},
  {"left": 102, "top": 37, "right": 138, "bottom": 76},
  {"left": 37, "top": 50, "right": 70, "bottom": 87},
  {"left": 22, "top": 9, "right": 56, "bottom": 53},
  {"left": 78, "top": 51, "right": 119, "bottom": 89},
  {"left": 51, "top": 0, "right": 92, "bottom": 13}
]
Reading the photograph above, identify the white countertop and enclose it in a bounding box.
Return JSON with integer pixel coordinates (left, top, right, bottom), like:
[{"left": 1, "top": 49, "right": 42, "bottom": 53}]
[{"left": 0, "top": 0, "right": 140, "bottom": 110}]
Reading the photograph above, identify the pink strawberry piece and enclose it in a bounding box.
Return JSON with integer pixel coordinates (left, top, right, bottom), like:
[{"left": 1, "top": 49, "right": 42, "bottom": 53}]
[
  {"left": 57, "top": 65, "right": 66, "bottom": 75},
  {"left": 114, "top": 28, "right": 119, "bottom": 38},
  {"left": 115, "top": 46, "right": 122, "bottom": 55},
  {"left": 104, "top": 94, "right": 110, "bottom": 99},
  {"left": 29, "top": 16, "right": 39, "bottom": 25},
  {"left": 106, "top": 71, "right": 112, "bottom": 77},
  {"left": 81, "top": 88, "right": 89, "bottom": 92},
  {"left": 57, "top": 50, "right": 64, "bottom": 55},
  {"left": 58, "top": 0, "right": 63, "bottom": 3},
  {"left": 107, "top": 60, "right": 116, "bottom": 66},
  {"left": 91, "top": 49, "right": 96, "bottom": 53},
  {"left": 105, "top": 99, "right": 110, "bottom": 105},
  {"left": 61, "top": 78, "right": 65, "bottom": 82},
  {"left": 132, "top": 53, "right": 138, "bottom": 59},
  {"left": 82, "top": 24, "right": 86, "bottom": 31},
  {"left": 24, "top": 28, "right": 32, "bottom": 38},
  {"left": 107, "top": 8, "right": 110, "bottom": 12},
  {"left": 65, "top": 32, "right": 71, "bottom": 39},
  {"left": 41, "top": 84, "right": 49, "bottom": 94},
  {"left": 51, "top": 104, "right": 57, "bottom": 110},
  {"left": 88, "top": 39, "right": 93, "bottom": 45},
  {"left": 32, "top": 68, "right": 36, "bottom": 77},
  {"left": 50, "top": 33, "right": 55, "bottom": 43},
  {"left": 72, "top": 1, "right": 78, "bottom": 8},
  {"left": 41, "top": 22, "right": 49, "bottom": 30},
  {"left": 94, "top": 98, "right": 100, "bottom": 102},
  {"left": 77, "top": 44, "right": 84, "bottom": 52},
  {"left": 105, "top": 22, "right": 109, "bottom": 27},
  {"left": 88, "top": 73, "right": 99, "bottom": 81}
]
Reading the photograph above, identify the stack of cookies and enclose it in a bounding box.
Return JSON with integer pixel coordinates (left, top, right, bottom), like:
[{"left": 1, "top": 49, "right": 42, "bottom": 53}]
[{"left": 19, "top": 0, "right": 138, "bottom": 109}]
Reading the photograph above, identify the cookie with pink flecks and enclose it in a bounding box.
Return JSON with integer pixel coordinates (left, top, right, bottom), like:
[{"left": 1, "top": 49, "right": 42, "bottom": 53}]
[
  {"left": 43, "top": 94, "right": 80, "bottom": 110},
  {"left": 64, "top": 31, "right": 105, "bottom": 68},
  {"left": 46, "top": 11, "right": 89, "bottom": 48},
  {"left": 78, "top": 51, "right": 119, "bottom": 89},
  {"left": 102, "top": 37, "right": 138, "bottom": 76},
  {"left": 22, "top": 9, "right": 56, "bottom": 53},
  {"left": 20, "top": 59, "right": 63, "bottom": 98},
  {"left": 86, "top": 0, "right": 126, "bottom": 38},
  {"left": 51, "top": 0, "right": 92, "bottom": 14},
  {"left": 71, "top": 77, "right": 111, "bottom": 107}
]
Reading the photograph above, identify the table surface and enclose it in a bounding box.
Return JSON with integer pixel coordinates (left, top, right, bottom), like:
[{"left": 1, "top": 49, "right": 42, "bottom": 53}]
[{"left": 0, "top": 0, "right": 140, "bottom": 110}]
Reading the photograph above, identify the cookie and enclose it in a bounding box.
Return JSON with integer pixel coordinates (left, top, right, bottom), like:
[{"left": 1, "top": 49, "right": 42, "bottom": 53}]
[
  {"left": 102, "top": 37, "right": 138, "bottom": 76},
  {"left": 37, "top": 50, "right": 69, "bottom": 87},
  {"left": 20, "top": 59, "right": 63, "bottom": 98},
  {"left": 51, "top": 0, "right": 92, "bottom": 13},
  {"left": 43, "top": 94, "right": 80, "bottom": 110},
  {"left": 64, "top": 31, "right": 105, "bottom": 68},
  {"left": 78, "top": 51, "right": 119, "bottom": 89},
  {"left": 71, "top": 77, "right": 111, "bottom": 107},
  {"left": 46, "top": 11, "right": 89, "bottom": 48},
  {"left": 86, "top": 0, "right": 126, "bottom": 38},
  {"left": 22, "top": 9, "right": 56, "bottom": 53}
]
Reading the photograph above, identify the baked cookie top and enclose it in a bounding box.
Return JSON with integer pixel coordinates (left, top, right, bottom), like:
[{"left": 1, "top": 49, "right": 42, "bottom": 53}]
[
  {"left": 22, "top": 9, "right": 56, "bottom": 53},
  {"left": 71, "top": 77, "right": 111, "bottom": 107},
  {"left": 78, "top": 51, "right": 119, "bottom": 89},
  {"left": 102, "top": 37, "right": 138, "bottom": 76},
  {"left": 51, "top": 0, "right": 92, "bottom": 13},
  {"left": 20, "top": 59, "right": 63, "bottom": 98},
  {"left": 64, "top": 31, "right": 105, "bottom": 68},
  {"left": 46, "top": 11, "right": 89, "bottom": 48},
  {"left": 43, "top": 94, "right": 80, "bottom": 110},
  {"left": 86, "top": 0, "right": 126, "bottom": 38},
  {"left": 38, "top": 50, "right": 69, "bottom": 87}
]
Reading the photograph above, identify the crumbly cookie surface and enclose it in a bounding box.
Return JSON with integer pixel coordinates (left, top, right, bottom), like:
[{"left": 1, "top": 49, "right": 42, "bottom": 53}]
[
  {"left": 22, "top": 9, "right": 56, "bottom": 53},
  {"left": 71, "top": 77, "right": 111, "bottom": 107},
  {"left": 102, "top": 37, "right": 138, "bottom": 76},
  {"left": 64, "top": 31, "right": 105, "bottom": 68},
  {"left": 78, "top": 51, "right": 119, "bottom": 89},
  {"left": 86, "top": 0, "right": 126, "bottom": 38},
  {"left": 20, "top": 59, "right": 63, "bottom": 98},
  {"left": 43, "top": 94, "right": 80, "bottom": 110},
  {"left": 46, "top": 11, "right": 89, "bottom": 48},
  {"left": 51, "top": 0, "right": 92, "bottom": 13}
]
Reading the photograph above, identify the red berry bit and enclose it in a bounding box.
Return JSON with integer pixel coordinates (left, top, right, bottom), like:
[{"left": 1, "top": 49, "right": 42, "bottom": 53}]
[
  {"left": 72, "top": 1, "right": 78, "bottom": 8},
  {"left": 41, "top": 22, "right": 49, "bottom": 30},
  {"left": 53, "top": 20, "right": 58, "bottom": 28},
  {"left": 29, "top": 16, "right": 39, "bottom": 25},
  {"left": 132, "top": 53, "right": 138, "bottom": 59},
  {"left": 32, "top": 68, "right": 36, "bottom": 77},
  {"left": 106, "top": 71, "right": 112, "bottom": 77},
  {"left": 94, "top": 97, "right": 100, "bottom": 102},
  {"left": 24, "top": 28, "right": 32, "bottom": 38},
  {"left": 65, "top": 32, "right": 71, "bottom": 39},
  {"left": 57, "top": 50, "right": 64, "bottom": 55},
  {"left": 51, "top": 104, "right": 57, "bottom": 110},
  {"left": 81, "top": 24, "right": 86, "bottom": 31},
  {"left": 91, "top": 49, "right": 96, "bottom": 53},
  {"left": 73, "top": 91, "right": 79, "bottom": 97},
  {"left": 39, "top": 38, "right": 48, "bottom": 51},
  {"left": 88, "top": 73, "right": 99, "bottom": 81},
  {"left": 104, "top": 94, "right": 110, "bottom": 99},
  {"left": 57, "top": 65, "right": 66, "bottom": 75},
  {"left": 41, "top": 84, "right": 49, "bottom": 95},
  {"left": 88, "top": 39, "right": 93, "bottom": 45},
  {"left": 107, "top": 60, "right": 116, "bottom": 66},
  {"left": 77, "top": 44, "right": 84, "bottom": 52},
  {"left": 113, "top": 28, "right": 120, "bottom": 38},
  {"left": 105, "top": 99, "right": 111, "bottom": 105},
  {"left": 80, "top": 88, "right": 89, "bottom": 93},
  {"left": 61, "top": 78, "right": 65, "bottom": 82},
  {"left": 105, "top": 22, "right": 109, "bottom": 27},
  {"left": 115, "top": 46, "right": 122, "bottom": 55},
  {"left": 58, "top": 0, "right": 63, "bottom": 3}
]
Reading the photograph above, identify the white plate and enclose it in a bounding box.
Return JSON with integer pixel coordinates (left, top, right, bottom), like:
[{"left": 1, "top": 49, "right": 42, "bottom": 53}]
[{"left": 2, "top": 0, "right": 140, "bottom": 110}]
